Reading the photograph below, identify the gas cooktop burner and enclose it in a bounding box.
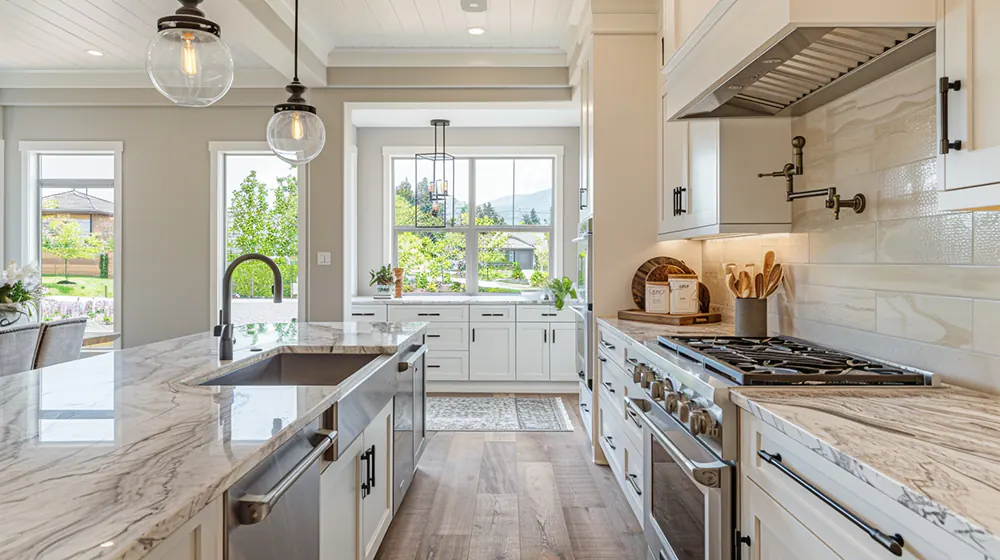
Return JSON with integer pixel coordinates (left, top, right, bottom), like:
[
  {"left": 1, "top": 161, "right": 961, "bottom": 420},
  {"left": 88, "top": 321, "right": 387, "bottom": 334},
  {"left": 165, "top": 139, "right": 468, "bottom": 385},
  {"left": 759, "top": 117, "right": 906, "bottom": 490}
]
[{"left": 657, "top": 335, "right": 931, "bottom": 386}]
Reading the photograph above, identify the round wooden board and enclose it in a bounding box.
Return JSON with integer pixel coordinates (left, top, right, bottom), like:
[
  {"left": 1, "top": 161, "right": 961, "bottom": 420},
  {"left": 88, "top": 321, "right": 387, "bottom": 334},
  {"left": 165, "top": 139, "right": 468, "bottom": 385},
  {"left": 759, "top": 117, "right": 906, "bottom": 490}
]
[{"left": 631, "top": 257, "right": 696, "bottom": 309}]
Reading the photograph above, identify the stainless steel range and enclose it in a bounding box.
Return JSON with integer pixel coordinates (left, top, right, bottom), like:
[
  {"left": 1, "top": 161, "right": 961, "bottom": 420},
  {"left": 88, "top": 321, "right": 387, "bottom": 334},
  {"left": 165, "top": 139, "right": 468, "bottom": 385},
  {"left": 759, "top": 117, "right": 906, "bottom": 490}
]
[{"left": 624, "top": 334, "right": 937, "bottom": 560}]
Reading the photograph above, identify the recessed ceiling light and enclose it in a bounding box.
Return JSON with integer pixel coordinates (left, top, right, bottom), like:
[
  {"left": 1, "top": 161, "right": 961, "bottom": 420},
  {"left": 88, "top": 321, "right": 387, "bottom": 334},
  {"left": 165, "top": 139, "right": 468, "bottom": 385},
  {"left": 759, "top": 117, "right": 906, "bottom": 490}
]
[
  {"left": 468, "top": 27, "right": 486, "bottom": 36},
  {"left": 86, "top": 49, "right": 104, "bottom": 57}
]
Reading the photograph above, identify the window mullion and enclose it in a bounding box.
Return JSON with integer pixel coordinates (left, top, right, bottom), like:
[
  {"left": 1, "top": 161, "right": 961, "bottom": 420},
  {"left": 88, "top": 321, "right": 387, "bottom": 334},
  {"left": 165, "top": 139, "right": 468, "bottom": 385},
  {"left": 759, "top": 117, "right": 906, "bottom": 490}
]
[{"left": 467, "top": 158, "right": 477, "bottom": 294}]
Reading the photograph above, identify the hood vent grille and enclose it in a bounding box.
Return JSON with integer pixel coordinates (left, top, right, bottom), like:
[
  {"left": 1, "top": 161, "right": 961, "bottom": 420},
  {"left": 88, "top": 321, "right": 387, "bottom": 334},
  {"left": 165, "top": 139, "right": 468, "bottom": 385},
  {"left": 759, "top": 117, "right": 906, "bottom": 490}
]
[{"left": 679, "top": 26, "right": 935, "bottom": 119}]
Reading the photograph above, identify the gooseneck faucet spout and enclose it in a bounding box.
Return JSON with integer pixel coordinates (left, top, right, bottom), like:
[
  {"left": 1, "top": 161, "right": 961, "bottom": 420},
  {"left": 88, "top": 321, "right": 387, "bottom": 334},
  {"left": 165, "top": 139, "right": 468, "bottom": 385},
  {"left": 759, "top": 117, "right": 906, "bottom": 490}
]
[{"left": 215, "top": 253, "right": 283, "bottom": 360}]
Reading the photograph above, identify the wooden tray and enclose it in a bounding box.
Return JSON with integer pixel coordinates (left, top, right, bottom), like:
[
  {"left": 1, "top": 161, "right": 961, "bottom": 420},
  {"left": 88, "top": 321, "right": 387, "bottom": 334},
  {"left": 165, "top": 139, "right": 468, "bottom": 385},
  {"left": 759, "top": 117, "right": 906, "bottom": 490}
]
[{"left": 617, "top": 309, "right": 722, "bottom": 326}]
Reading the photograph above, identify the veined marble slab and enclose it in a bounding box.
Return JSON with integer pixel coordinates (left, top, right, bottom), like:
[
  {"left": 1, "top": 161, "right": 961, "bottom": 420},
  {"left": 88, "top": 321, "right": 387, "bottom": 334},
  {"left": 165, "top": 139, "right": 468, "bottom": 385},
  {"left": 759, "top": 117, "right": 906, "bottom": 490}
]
[
  {"left": 733, "top": 386, "right": 1000, "bottom": 559},
  {"left": 0, "top": 321, "right": 425, "bottom": 560},
  {"left": 352, "top": 294, "right": 563, "bottom": 305},
  {"left": 596, "top": 316, "right": 734, "bottom": 343}
]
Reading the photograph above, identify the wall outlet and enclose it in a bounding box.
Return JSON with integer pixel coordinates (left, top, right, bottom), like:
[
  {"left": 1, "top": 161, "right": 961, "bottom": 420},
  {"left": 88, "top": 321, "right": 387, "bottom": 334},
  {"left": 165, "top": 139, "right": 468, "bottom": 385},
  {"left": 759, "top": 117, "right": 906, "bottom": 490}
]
[{"left": 317, "top": 252, "right": 332, "bottom": 266}]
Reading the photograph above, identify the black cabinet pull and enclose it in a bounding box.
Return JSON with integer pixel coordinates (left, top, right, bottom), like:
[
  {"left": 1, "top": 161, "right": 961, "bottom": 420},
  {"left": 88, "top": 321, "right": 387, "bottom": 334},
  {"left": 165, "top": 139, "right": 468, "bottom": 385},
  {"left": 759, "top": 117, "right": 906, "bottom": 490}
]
[
  {"left": 627, "top": 473, "right": 642, "bottom": 496},
  {"left": 673, "top": 186, "right": 687, "bottom": 216},
  {"left": 544, "top": 329, "right": 547, "bottom": 343},
  {"left": 597, "top": 356, "right": 607, "bottom": 363},
  {"left": 758, "top": 450, "right": 904, "bottom": 556},
  {"left": 369, "top": 445, "right": 376, "bottom": 489},
  {"left": 552, "top": 329, "right": 556, "bottom": 343},
  {"left": 353, "top": 312, "right": 375, "bottom": 317},
  {"left": 579, "top": 402, "right": 589, "bottom": 413},
  {"left": 472, "top": 328, "right": 476, "bottom": 343},
  {"left": 939, "top": 77, "right": 963, "bottom": 154},
  {"left": 604, "top": 435, "right": 616, "bottom": 450},
  {"left": 577, "top": 370, "right": 585, "bottom": 379},
  {"left": 425, "top": 334, "right": 441, "bottom": 338},
  {"left": 360, "top": 451, "right": 370, "bottom": 498},
  {"left": 427, "top": 364, "right": 441, "bottom": 368},
  {"left": 602, "top": 381, "right": 615, "bottom": 394},
  {"left": 417, "top": 312, "right": 441, "bottom": 317},
  {"left": 541, "top": 313, "right": 557, "bottom": 317},
  {"left": 600, "top": 340, "right": 615, "bottom": 350},
  {"left": 627, "top": 408, "right": 642, "bottom": 429}
]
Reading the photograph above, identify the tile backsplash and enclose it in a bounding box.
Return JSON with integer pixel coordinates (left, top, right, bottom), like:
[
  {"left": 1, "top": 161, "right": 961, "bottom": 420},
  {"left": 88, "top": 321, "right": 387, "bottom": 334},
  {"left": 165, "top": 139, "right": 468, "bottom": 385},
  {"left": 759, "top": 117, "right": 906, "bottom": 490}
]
[{"left": 702, "top": 56, "right": 1000, "bottom": 394}]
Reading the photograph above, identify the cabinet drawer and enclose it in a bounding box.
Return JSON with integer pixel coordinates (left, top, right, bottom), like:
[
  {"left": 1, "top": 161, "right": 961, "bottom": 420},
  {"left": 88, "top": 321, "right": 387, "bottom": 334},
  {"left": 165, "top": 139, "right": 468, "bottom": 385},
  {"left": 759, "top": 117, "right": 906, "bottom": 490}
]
[
  {"left": 388, "top": 305, "right": 469, "bottom": 323},
  {"left": 741, "top": 410, "right": 980, "bottom": 560},
  {"left": 424, "top": 351, "right": 469, "bottom": 381},
  {"left": 516, "top": 305, "right": 575, "bottom": 323},
  {"left": 349, "top": 305, "right": 387, "bottom": 322},
  {"left": 470, "top": 305, "right": 515, "bottom": 322},
  {"left": 422, "top": 323, "right": 468, "bottom": 351},
  {"left": 622, "top": 429, "right": 643, "bottom": 520},
  {"left": 597, "top": 326, "right": 627, "bottom": 365},
  {"left": 578, "top": 382, "right": 594, "bottom": 439},
  {"left": 598, "top": 384, "right": 626, "bottom": 478}
]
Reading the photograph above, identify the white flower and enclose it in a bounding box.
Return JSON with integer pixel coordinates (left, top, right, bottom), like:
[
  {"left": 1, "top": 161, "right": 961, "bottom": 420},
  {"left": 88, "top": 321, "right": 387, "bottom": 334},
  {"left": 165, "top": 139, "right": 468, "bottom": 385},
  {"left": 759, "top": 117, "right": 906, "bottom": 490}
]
[{"left": 3, "top": 260, "right": 40, "bottom": 289}]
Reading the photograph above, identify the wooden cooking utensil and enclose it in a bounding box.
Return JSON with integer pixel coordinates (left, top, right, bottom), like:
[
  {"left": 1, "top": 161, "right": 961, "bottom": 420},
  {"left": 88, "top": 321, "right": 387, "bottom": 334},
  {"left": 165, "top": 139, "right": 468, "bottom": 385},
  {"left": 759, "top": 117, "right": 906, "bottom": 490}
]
[
  {"left": 763, "top": 251, "right": 775, "bottom": 281},
  {"left": 754, "top": 273, "right": 765, "bottom": 299},
  {"left": 726, "top": 274, "right": 740, "bottom": 298},
  {"left": 746, "top": 263, "right": 756, "bottom": 279},
  {"left": 764, "top": 264, "right": 783, "bottom": 297},
  {"left": 738, "top": 271, "right": 752, "bottom": 298},
  {"left": 725, "top": 263, "right": 738, "bottom": 277}
]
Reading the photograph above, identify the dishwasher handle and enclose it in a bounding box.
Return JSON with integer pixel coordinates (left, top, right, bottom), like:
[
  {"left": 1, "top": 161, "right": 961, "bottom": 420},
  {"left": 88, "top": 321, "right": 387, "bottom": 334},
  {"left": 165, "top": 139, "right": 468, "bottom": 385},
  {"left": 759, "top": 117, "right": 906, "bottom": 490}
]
[
  {"left": 237, "top": 429, "right": 338, "bottom": 525},
  {"left": 398, "top": 344, "right": 428, "bottom": 372}
]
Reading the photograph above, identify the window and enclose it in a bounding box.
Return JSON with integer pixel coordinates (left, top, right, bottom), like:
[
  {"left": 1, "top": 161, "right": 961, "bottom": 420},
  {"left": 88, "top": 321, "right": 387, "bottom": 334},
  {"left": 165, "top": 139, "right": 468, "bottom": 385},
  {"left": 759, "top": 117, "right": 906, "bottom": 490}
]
[
  {"left": 391, "top": 151, "right": 559, "bottom": 294},
  {"left": 22, "top": 145, "right": 122, "bottom": 339},
  {"left": 211, "top": 144, "right": 305, "bottom": 326}
]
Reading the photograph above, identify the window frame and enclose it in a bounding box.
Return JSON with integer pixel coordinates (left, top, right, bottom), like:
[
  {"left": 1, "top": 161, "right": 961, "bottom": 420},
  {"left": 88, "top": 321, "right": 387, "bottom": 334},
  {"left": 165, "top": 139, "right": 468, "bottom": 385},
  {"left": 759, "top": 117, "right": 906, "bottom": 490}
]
[
  {"left": 384, "top": 146, "right": 563, "bottom": 295},
  {"left": 20, "top": 141, "right": 123, "bottom": 347}
]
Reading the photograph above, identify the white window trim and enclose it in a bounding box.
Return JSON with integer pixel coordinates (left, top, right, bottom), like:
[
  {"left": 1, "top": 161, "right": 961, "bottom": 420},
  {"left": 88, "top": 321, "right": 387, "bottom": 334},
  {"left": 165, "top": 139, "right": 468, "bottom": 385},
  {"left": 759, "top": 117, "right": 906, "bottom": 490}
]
[
  {"left": 19, "top": 141, "right": 124, "bottom": 347},
  {"left": 208, "top": 142, "right": 309, "bottom": 328},
  {"left": 382, "top": 145, "right": 564, "bottom": 295}
]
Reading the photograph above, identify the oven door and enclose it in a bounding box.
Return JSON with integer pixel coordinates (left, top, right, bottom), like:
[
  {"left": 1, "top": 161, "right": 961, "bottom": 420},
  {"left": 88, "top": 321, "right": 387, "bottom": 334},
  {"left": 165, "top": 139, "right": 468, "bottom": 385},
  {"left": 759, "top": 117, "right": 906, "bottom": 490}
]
[{"left": 628, "top": 398, "right": 733, "bottom": 560}]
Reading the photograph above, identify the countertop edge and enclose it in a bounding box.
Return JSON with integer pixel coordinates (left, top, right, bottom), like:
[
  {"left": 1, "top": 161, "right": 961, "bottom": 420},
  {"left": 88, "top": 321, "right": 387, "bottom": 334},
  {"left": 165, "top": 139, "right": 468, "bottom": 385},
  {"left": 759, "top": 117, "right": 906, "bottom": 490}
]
[{"left": 730, "top": 390, "right": 1000, "bottom": 559}]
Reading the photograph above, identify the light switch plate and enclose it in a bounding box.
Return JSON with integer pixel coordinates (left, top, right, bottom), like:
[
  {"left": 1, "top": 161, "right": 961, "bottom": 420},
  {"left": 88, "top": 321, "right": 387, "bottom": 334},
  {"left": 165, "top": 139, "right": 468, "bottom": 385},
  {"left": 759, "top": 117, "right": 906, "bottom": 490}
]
[{"left": 317, "top": 252, "right": 332, "bottom": 266}]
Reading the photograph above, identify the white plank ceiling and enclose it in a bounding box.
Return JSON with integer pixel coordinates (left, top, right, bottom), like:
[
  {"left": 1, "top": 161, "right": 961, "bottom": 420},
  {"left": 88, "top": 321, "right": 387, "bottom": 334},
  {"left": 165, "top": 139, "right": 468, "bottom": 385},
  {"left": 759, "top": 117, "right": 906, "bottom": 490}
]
[
  {"left": 288, "top": 0, "right": 576, "bottom": 50},
  {"left": 0, "top": 0, "right": 271, "bottom": 70}
]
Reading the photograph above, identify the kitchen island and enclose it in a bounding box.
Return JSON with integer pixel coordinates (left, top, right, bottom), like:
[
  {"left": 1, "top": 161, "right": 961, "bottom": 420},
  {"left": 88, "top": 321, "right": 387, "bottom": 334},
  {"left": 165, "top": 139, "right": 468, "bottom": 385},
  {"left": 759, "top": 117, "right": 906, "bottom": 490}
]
[{"left": 0, "top": 321, "right": 426, "bottom": 560}]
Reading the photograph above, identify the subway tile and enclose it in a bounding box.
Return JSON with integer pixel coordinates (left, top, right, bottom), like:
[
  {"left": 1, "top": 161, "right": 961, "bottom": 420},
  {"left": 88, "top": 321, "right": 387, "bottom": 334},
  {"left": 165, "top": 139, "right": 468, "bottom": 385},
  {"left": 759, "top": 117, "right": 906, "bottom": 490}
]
[
  {"left": 833, "top": 128, "right": 874, "bottom": 180},
  {"left": 760, "top": 232, "right": 810, "bottom": 264},
  {"left": 875, "top": 158, "right": 939, "bottom": 221},
  {"left": 808, "top": 223, "right": 877, "bottom": 263},
  {"left": 876, "top": 214, "right": 973, "bottom": 264},
  {"left": 779, "top": 284, "right": 876, "bottom": 331},
  {"left": 973, "top": 300, "right": 1000, "bottom": 358},
  {"left": 876, "top": 293, "right": 973, "bottom": 350},
  {"left": 826, "top": 57, "right": 936, "bottom": 138},
  {"left": 973, "top": 212, "right": 1000, "bottom": 266},
  {"left": 872, "top": 106, "right": 937, "bottom": 171},
  {"left": 788, "top": 263, "right": 1000, "bottom": 300}
]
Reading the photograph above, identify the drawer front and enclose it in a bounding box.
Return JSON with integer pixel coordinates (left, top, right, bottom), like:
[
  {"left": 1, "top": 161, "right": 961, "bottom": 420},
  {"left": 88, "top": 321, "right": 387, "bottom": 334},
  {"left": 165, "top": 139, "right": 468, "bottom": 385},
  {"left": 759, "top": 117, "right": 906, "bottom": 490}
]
[
  {"left": 600, "top": 357, "right": 643, "bottom": 450},
  {"left": 470, "top": 305, "right": 515, "bottom": 322},
  {"left": 598, "top": 384, "right": 626, "bottom": 478},
  {"left": 516, "top": 305, "right": 575, "bottom": 323},
  {"left": 622, "top": 429, "right": 643, "bottom": 519},
  {"left": 578, "top": 382, "right": 594, "bottom": 439},
  {"left": 424, "top": 351, "right": 469, "bottom": 381},
  {"left": 597, "top": 326, "right": 627, "bottom": 365},
  {"left": 349, "top": 305, "right": 387, "bottom": 322},
  {"left": 388, "top": 305, "right": 469, "bottom": 323},
  {"left": 741, "top": 410, "right": 981, "bottom": 560},
  {"left": 422, "top": 323, "right": 469, "bottom": 351}
]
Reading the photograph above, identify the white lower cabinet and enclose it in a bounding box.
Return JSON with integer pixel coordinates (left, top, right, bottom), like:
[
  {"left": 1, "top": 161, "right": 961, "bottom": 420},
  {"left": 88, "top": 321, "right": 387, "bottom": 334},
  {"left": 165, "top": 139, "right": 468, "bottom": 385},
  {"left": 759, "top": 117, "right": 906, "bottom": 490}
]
[
  {"left": 549, "top": 323, "right": 577, "bottom": 381},
  {"left": 515, "top": 323, "right": 578, "bottom": 381},
  {"left": 319, "top": 400, "right": 393, "bottom": 560},
  {"left": 147, "top": 498, "right": 223, "bottom": 560},
  {"left": 469, "top": 322, "right": 516, "bottom": 381},
  {"left": 742, "top": 478, "right": 839, "bottom": 560},
  {"left": 424, "top": 350, "right": 469, "bottom": 381}
]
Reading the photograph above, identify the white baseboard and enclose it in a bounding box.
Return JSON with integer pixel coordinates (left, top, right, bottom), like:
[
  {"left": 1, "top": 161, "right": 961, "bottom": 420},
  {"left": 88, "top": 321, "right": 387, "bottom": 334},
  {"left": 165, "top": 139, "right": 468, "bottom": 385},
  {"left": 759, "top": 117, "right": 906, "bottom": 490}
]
[{"left": 427, "top": 381, "right": 578, "bottom": 394}]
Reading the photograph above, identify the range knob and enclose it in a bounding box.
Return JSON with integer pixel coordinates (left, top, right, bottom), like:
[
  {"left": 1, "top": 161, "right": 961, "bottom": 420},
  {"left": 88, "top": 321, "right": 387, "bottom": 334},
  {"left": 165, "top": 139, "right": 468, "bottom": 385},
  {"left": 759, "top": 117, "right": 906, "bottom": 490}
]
[
  {"left": 650, "top": 380, "right": 666, "bottom": 401},
  {"left": 690, "top": 410, "right": 715, "bottom": 436},
  {"left": 662, "top": 377, "right": 675, "bottom": 393},
  {"left": 679, "top": 401, "right": 692, "bottom": 423},
  {"left": 665, "top": 392, "right": 681, "bottom": 413},
  {"left": 632, "top": 366, "right": 643, "bottom": 385}
]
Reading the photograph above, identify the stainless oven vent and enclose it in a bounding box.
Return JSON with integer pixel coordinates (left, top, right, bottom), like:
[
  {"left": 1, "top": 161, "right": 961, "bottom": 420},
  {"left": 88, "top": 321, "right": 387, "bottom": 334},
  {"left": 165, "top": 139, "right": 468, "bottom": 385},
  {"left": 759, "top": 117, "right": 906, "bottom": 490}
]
[{"left": 677, "top": 26, "right": 935, "bottom": 119}]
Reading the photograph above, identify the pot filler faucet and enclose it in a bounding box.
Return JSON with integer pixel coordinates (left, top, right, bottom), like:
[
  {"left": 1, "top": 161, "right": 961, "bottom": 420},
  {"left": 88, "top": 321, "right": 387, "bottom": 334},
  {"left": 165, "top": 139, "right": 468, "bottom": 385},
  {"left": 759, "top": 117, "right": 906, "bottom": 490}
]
[
  {"left": 757, "top": 136, "right": 866, "bottom": 220},
  {"left": 214, "top": 253, "right": 283, "bottom": 360}
]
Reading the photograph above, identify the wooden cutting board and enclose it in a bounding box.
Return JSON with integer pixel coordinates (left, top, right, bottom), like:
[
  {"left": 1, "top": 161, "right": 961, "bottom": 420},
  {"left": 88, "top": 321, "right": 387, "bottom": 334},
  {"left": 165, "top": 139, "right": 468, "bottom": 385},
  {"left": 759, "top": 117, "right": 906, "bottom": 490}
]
[
  {"left": 617, "top": 309, "right": 722, "bottom": 326},
  {"left": 630, "top": 256, "right": 696, "bottom": 309}
]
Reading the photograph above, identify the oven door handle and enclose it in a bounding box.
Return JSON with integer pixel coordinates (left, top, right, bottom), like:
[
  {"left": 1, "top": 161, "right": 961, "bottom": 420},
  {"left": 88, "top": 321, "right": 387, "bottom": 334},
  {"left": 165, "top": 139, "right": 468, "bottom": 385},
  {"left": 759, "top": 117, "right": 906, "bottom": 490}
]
[{"left": 627, "top": 398, "right": 726, "bottom": 489}]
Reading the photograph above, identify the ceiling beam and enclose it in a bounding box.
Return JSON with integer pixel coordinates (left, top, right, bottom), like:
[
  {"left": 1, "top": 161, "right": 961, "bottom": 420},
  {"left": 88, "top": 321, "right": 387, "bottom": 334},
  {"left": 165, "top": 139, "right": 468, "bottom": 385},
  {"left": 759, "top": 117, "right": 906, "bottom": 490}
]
[{"left": 214, "top": 0, "right": 327, "bottom": 87}]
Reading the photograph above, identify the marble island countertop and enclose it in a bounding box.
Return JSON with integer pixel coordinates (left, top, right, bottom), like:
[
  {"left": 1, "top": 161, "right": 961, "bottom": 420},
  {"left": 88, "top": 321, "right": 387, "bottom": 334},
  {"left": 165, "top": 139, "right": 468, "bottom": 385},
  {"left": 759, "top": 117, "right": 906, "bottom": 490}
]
[
  {"left": 0, "top": 321, "right": 426, "bottom": 560},
  {"left": 733, "top": 386, "right": 1000, "bottom": 559},
  {"left": 353, "top": 294, "right": 568, "bottom": 305}
]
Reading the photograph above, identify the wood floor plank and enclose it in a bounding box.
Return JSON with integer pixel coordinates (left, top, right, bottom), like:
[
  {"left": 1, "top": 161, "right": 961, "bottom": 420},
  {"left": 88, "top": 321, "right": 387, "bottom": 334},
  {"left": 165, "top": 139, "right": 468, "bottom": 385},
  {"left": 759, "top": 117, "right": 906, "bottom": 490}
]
[
  {"left": 415, "top": 535, "right": 471, "bottom": 560},
  {"left": 375, "top": 511, "right": 431, "bottom": 560},
  {"left": 517, "top": 462, "right": 576, "bottom": 560},
  {"left": 421, "top": 433, "right": 486, "bottom": 537},
  {"left": 563, "top": 507, "right": 629, "bottom": 559},
  {"left": 468, "top": 494, "right": 520, "bottom": 560},
  {"left": 551, "top": 462, "right": 606, "bottom": 508},
  {"left": 404, "top": 432, "right": 455, "bottom": 512},
  {"left": 478, "top": 441, "right": 518, "bottom": 494},
  {"left": 619, "top": 533, "right": 648, "bottom": 560}
]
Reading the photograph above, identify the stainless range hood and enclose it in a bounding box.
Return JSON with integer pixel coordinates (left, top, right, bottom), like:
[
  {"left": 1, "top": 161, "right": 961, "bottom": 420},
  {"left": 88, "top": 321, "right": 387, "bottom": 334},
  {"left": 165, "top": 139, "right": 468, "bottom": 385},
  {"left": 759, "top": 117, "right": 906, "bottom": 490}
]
[{"left": 663, "top": 0, "right": 937, "bottom": 121}]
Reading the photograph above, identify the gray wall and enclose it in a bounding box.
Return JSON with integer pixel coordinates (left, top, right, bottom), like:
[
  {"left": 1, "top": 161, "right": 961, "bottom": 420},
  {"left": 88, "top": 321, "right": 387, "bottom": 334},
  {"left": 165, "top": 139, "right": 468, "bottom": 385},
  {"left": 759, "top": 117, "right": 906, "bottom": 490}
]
[
  {"left": 1, "top": 86, "right": 572, "bottom": 347},
  {"left": 354, "top": 126, "right": 580, "bottom": 296}
]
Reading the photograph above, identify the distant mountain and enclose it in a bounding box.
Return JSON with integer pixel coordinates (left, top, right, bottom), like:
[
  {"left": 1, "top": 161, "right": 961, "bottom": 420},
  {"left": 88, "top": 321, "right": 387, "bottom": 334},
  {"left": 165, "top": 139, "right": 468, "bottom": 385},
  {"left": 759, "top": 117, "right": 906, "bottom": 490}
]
[{"left": 482, "top": 189, "right": 553, "bottom": 225}]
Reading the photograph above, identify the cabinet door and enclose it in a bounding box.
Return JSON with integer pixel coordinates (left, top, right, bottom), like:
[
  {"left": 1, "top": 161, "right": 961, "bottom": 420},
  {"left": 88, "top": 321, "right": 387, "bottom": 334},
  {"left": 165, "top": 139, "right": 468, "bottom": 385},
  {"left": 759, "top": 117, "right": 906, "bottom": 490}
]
[
  {"left": 659, "top": 90, "right": 692, "bottom": 235},
  {"left": 741, "top": 477, "right": 842, "bottom": 560},
  {"left": 940, "top": 0, "right": 1000, "bottom": 191},
  {"left": 549, "top": 323, "right": 578, "bottom": 381},
  {"left": 469, "top": 322, "right": 516, "bottom": 381},
  {"left": 146, "top": 499, "right": 223, "bottom": 560},
  {"left": 686, "top": 119, "right": 720, "bottom": 230},
  {"left": 320, "top": 436, "right": 365, "bottom": 560},
  {"left": 516, "top": 323, "right": 550, "bottom": 381},
  {"left": 361, "top": 401, "right": 394, "bottom": 560}
]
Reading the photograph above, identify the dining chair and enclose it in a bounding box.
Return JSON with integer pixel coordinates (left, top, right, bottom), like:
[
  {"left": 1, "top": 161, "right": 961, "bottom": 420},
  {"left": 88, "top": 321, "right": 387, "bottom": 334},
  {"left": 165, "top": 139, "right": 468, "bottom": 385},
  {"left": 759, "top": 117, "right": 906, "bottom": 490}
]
[
  {"left": 33, "top": 317, "right": 88, "bottom": 369},
  {"left": 0, "top": 323, "right": 42, "bottom": 375}
]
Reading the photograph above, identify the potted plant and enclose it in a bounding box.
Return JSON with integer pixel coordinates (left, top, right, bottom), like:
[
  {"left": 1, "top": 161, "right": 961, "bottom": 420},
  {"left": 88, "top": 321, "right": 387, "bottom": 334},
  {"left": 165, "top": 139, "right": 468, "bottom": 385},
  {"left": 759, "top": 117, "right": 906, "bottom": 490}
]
[
  {"left": 369, "top": 263, "right": 395, "bottom": 299},
  {"left": 0, "top": 261, "right": 44, "bottom": 327},
  {"left": 546, "top": 277, "right": 578, "bottom": 311}
]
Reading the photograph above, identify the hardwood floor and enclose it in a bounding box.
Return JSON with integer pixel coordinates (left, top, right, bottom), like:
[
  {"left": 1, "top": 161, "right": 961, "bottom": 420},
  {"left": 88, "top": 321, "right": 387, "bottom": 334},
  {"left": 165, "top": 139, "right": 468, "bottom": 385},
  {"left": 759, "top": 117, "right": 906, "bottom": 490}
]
[{"left": 375, "top": 395, "right": 647, "bottom": 560}]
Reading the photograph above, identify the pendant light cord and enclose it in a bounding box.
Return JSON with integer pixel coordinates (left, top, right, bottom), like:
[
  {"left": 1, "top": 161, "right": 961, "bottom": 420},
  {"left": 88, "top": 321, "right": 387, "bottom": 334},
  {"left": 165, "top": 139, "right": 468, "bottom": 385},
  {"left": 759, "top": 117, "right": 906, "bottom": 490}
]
[{"left": 293, "top": 0, "right": 299, "bottom": 82}]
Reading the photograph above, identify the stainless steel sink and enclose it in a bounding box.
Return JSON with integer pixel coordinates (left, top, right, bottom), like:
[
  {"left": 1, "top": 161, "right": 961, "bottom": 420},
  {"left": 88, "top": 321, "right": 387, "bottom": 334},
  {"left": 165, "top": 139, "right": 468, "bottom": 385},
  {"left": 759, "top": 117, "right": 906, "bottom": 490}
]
[{"left": 200, "top": 354, "right": 380, "bottom": 387}]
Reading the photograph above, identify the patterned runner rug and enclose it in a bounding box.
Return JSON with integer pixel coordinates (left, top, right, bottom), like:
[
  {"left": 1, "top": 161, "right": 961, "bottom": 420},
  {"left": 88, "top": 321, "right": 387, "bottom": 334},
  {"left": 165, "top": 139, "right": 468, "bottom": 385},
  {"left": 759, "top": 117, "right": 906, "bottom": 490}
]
[{"left": 426, "top": 396, "right": 574, "bottom": 432}]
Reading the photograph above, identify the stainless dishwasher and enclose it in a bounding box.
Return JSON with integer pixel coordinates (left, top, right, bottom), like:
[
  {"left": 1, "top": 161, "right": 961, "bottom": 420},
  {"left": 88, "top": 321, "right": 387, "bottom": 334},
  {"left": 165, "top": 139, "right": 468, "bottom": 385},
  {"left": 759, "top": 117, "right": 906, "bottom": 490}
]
[
  {"left": 393, "top": 343, "right": 427, "bottom": 514},
  {"left": 226, "top": 418, "right": 337, "bottom": 560}
]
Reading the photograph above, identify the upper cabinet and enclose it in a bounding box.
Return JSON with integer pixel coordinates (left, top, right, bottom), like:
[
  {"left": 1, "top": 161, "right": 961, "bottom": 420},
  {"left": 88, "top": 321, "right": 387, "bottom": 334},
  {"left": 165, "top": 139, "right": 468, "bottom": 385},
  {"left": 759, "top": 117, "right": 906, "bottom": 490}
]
[
  {"left": 579, "top": 50, "right": 595, "bottom": 220},
  {"left": 937, "top": 0, "right": 1000, "bottom": 211},
  {"left": 657, "top": 86, "right": 793, "bottom": 240}
]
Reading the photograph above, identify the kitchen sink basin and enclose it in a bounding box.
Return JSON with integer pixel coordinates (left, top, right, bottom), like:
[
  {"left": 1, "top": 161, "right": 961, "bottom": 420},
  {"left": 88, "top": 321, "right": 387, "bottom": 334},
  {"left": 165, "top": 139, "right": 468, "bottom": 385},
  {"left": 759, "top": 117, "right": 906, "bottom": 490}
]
[{"left": 199, "top": 353, "right": 380, "bottom": 387}]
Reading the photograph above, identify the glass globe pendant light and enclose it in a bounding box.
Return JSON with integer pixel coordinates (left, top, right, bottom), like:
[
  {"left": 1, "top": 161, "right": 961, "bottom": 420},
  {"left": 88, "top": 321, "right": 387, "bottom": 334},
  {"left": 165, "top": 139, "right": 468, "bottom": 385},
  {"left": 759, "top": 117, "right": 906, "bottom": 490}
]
[
  {"left": 266, "top": 0, "right": 326, "bottom": 165},
  {"left": 146, "top": 0, "right": 234, "bottom": 107}
]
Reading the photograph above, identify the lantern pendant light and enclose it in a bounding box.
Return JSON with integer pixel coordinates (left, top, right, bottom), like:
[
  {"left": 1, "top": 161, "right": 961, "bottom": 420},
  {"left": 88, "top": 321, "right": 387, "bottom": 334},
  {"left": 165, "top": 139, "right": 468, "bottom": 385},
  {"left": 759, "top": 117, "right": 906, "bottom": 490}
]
[
  {"left": 267, "top": 0, "right": 326, "bottom": 166},
  {"left": 147, "top": 0, "right": 234, "bottom": 107},
  {"left": 414, "top": 119, "right": 455, "bottom": 227}
]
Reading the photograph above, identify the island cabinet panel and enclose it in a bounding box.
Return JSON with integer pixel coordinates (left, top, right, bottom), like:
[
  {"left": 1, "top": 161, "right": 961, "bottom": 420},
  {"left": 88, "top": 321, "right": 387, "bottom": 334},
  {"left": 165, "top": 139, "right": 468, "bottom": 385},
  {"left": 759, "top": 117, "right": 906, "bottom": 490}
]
[
  {"left": 146, "top": 497, "right": 223, "bottom": 560},
  {"left": 739, "top": 410, "right": 983, "bottom": 560},
  {"left": 741, "top": 479, "right": 839, "bottom": 560},
  {"left": 361, "top": 401, "right": 394, "bottom": 560},
  {"left": 469, "top": 322, "right": 516, "bottom": 381}
]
